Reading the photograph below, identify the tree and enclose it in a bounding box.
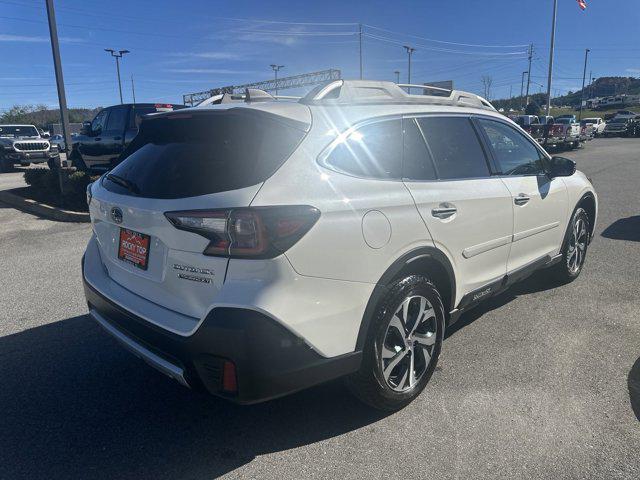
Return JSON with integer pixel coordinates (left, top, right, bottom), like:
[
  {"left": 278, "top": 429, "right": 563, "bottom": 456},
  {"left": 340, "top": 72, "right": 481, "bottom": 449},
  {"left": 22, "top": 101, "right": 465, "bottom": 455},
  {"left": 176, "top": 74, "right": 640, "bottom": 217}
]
[{"left": 525, "top": 101, "right": 541, "bottom": 116}]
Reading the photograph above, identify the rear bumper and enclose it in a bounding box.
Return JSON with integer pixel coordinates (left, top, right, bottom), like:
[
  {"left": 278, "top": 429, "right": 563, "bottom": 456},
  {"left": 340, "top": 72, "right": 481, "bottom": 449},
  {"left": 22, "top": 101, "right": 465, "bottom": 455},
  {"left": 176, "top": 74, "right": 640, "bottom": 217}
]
[{"left": 82, "top": 259, "right": 362, "bottom": 404}]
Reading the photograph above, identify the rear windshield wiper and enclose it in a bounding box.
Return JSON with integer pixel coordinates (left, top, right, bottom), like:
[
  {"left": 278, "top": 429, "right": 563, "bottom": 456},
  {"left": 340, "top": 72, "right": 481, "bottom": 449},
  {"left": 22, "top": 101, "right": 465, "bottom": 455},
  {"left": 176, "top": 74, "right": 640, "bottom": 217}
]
[{"left": 107, "top": 173, "right": 139, "bottom": 194}]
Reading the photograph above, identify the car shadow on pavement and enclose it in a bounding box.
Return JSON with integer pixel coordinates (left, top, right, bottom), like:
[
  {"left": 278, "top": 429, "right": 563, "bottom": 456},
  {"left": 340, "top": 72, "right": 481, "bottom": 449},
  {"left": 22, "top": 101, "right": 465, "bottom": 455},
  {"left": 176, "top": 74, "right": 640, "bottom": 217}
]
[
  {"left": 629, "top": 357, "right": 640, "bottom": 422},
  {"left": 446, "top": 269, "right": 560, "bottom": 338},
  {"left": 0, "top": 315, "right": 389, "bottom": 480},
  {"left": 601, "top": 215, "right": 640, "bottom": 242}
]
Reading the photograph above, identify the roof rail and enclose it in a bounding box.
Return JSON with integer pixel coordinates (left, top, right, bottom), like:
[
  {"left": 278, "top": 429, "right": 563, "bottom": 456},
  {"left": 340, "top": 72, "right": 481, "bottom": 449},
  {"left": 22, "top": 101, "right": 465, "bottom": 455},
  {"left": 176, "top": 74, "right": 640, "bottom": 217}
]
[
  {"left": 196, "top": 90, "right": 300, "bottom": 107},
  {"left": 300, "top": 80, "right": 495, "bottom": 111},
  {"left": 397, "top": 83, "right": 451, "bottom": 94}
]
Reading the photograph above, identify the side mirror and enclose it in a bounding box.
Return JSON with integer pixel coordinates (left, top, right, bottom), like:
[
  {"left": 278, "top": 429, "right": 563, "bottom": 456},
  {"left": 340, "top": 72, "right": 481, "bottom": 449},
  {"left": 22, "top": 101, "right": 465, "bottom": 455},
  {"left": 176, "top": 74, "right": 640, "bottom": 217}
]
[
  {"left": 548, "top": 156, "right": 576, "bottom": 178},
  {"left": 81, "top": 121, "right": 92, "bottom": 136}
]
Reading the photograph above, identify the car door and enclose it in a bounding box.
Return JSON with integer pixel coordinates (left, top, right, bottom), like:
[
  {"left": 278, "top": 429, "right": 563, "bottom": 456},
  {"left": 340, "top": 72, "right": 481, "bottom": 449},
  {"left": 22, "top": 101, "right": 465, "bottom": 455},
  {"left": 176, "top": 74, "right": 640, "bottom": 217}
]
[
  {"left": 99, "top": 105, "right": 129, "bottom": 169},
  {"left": 475, "top": 117, "right": 568, "bottom": 275},
  {"left": 402, "top": 115, "right": 513, "bottom": 306},
  {"left": 79, "top": 108, "right": 110, "bottom": 169}
]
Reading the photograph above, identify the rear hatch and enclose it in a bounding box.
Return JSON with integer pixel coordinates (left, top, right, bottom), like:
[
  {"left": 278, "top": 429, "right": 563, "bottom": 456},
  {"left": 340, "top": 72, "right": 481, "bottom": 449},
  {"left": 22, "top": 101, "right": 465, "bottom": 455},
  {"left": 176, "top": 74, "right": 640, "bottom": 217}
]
[{"left": 89, "top": 105, "right": 310, "bottom": 319}]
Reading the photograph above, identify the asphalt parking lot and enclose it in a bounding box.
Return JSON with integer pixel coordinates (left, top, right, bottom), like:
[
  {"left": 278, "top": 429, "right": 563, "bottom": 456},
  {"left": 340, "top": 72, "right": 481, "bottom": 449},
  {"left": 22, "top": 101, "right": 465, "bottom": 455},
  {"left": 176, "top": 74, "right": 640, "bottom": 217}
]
[{"left": 0, "top": 138, "right": 638, "bottom": 480}]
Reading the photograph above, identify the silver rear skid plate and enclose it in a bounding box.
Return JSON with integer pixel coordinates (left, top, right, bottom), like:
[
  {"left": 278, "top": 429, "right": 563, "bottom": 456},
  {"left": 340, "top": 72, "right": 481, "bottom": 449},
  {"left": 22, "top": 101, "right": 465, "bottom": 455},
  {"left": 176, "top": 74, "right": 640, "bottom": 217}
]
[{"left": 90, "top": 309, "right": 190, "bottom": 388}]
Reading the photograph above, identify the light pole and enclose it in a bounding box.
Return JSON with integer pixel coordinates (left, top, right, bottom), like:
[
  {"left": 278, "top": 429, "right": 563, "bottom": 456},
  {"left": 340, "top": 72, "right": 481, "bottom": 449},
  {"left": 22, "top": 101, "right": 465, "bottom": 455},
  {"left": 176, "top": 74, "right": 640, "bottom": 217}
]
[
  {"left": 270, "top": 64, "right": 284, "bottom": 96},
  {"left": 578, "top": 48, "right": 590, "bottom": 120},
  {"left": 545, "top": 0, "right": 558, "bottom": 115},
  {"left": 394, "top": 70, "right": 400, "bottom": 83},
  {"left": 520, "top": 71, "right": 528, "bottom": 111},
  {"left": 403, "top": 45, "right": 415, "bottom": 93},
  {"left": 105, "top": 49, "right": 129, "bottom": 104}
]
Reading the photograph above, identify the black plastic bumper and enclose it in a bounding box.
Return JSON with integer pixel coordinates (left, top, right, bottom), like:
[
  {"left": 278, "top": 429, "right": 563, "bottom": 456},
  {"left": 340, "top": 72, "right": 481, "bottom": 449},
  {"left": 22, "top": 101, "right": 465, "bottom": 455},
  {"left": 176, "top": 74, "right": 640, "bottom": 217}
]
[{"left": 83, "top": 275, "right": 362, "bottom": 404}]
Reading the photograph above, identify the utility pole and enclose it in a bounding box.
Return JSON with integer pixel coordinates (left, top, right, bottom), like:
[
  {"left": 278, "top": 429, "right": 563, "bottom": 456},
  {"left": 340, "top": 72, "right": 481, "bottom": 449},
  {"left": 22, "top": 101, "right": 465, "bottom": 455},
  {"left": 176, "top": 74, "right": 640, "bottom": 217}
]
[
  {"left": 270, "top": 64, "right": 284, "bottom": 95},
  {"left": 105, "top": 49, "right": 129, "bottom": 104},
  {"left": 578, "top": 48, "right": 590, "bottom": 120},
  {"left": 403, "top": 45, "right": 415, "bottom": 93},
  {"left": 589, "top": 71, "right": 594, "bottom": 99},
  {"left": 131, "top": 74, "right": 136, "bottom": 104},
  {"left": 545, "top": 0, "right": 558, "bottom": 116},
  {"left": 359, "top": 24, "right": 363, "bottom": 80},
  {"left": 45, "top": 0, "right": 70, "bottom": 198},
  {"left": 520, "top": 71, "right": 528, "bottom": 111},
  {"left": 525, "top": 43, "right": 533, "bottom": 106},
  {"left": 509, "top": 85, "right": 513, "bottom": 100},
  {"left": 394, "top": 70, "right": 400, "bottom": 83}
]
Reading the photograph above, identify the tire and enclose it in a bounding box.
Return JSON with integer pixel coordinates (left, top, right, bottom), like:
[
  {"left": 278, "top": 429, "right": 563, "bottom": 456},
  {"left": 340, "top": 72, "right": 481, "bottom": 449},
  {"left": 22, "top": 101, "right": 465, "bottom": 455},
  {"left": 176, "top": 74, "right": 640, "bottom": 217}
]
[
  {"left": 550, "top": 207, "right": 590, "bottom": 283},
  {"left": 0, "top": 157, "right": 12, "bottom": 173},
  {"left": 47, "top": 157, "right": 58, "bottom": 170},
  {"left": 345, "top": 275, "right": 445, "bottom": 411}
]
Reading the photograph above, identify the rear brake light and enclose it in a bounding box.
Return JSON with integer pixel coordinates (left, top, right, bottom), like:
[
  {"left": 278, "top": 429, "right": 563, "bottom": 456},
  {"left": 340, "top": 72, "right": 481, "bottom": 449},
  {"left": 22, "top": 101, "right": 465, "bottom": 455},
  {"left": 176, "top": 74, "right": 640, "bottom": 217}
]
[
  {"left": 222, "top": 360, "right": 237, "bottom": 393},
  {"left": 164, "top": 205, "right": 320, "bottom": 259}
]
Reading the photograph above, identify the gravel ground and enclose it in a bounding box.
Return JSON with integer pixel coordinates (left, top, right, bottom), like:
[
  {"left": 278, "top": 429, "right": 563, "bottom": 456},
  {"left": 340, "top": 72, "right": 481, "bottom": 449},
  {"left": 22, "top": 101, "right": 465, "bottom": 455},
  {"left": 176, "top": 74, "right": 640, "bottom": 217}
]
[{"left": 0, "top": 138, "right": 638, "bottom": 479}]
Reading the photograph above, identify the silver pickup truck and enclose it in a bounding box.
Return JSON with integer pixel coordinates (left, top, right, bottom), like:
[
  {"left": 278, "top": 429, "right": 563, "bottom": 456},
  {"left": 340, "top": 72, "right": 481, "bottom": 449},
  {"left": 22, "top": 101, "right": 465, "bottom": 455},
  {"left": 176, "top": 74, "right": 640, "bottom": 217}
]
[{"left": 0, "top": 124, "right": 60, "bottom": 172}]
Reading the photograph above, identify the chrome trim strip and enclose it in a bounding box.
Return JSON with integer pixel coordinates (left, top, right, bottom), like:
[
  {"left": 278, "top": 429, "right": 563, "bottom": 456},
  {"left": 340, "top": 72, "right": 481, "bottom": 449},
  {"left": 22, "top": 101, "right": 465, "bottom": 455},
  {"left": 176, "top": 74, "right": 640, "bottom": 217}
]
[
  {"left": 90, "top": 308, "right": 190, "bottom": 388},
  {"left": 462, "top": 234, "right": 512, "bottom": 259},
  {"left": 512, "top": 221, "right": 560, "bottom": 242}
]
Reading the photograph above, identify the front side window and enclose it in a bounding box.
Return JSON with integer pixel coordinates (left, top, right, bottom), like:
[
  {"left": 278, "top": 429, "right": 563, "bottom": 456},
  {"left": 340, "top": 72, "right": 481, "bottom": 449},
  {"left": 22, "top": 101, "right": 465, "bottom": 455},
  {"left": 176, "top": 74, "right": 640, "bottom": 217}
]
[
  {"left": 324, "top": 119, "right": 402, "bottom": 179},
  {"left": 477, "top": 118, "right": 546, "bottom": 176},
  {"left": 416, "top": 116, "right": 490, "bottom": 180},
  {"left": 91, "top": 110, "right": 108, "bottom": 134}
]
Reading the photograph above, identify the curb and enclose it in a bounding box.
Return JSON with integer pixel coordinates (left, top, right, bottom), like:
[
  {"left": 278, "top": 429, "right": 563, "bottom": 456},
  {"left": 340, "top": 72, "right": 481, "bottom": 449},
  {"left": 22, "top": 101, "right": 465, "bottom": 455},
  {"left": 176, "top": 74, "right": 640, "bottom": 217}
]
[{"left": 0, "top": 189, "right": 90, "bottom": 223}]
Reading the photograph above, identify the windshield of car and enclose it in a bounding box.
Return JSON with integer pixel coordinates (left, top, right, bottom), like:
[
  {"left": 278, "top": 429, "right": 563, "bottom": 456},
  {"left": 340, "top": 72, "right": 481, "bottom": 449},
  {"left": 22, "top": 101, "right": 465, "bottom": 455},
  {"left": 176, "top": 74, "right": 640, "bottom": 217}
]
[
  {"left": 0, "top": 126, "right": 39, "bottom": 137},
  {"left": 555, "top": 118, "right": 571, "bottom": 124},
  {"left": 103, "top": 109, "right": 308, "bottom": 199},
  {"left": 610, "top": 118, "right": 628, "bottom": 124}
]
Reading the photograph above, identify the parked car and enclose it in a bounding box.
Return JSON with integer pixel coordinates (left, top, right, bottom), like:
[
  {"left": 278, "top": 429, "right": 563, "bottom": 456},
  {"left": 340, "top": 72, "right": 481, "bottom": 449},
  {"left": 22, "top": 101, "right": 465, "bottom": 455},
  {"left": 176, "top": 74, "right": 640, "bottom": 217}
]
[
  {"left": 49, "top": 134, "right": 66, "bottom": 152},
  {"left": 69, "top": 103, "right": 185, "bottom": 172},
  {"left": 582, "top": 117, "right": 605, "bottom": 136},
  {"left": 515, "top": 115, "right": 546, "bottom": 144},
  {"left": 0, "top": 124, "right": 59, "bottom": 172},
  {"left": 83, "top": 80, "right": 597, "bottom": 410},
  {"left": 603, "top": 117, "right": 636, "bottom": 137},
  {"left": 579, "top": 121, "right": 595, "bottom": 142},
  {"left": 552, "top": 117, "right": 581, "bottom": 148}
]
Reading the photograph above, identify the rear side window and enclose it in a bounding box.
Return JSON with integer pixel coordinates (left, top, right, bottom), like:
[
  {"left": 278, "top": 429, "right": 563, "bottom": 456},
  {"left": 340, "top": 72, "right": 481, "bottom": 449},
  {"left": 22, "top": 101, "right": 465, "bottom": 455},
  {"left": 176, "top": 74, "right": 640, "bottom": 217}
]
[
  {"left": 103, "top": 109, "right": 307, "bottom": 199},
  {"left": 324, "top": 119, "right": 402, "bottom": 179},
  {"left": 104, "top": 106, "right": 128, "bottom": 133},
  {"left": 416, "top": 117, "right": 490, "bottom": 179},
  {"left": 402, "top": 118, "right": 437, "bottom": 180}
]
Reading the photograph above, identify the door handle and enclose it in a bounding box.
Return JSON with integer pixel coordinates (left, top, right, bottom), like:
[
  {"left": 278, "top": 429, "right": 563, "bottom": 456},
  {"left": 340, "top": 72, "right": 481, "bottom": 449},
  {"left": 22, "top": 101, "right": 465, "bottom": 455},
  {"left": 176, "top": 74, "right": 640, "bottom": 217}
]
[
  {"left": 514, "top": 194, "right": 530, "bottom": 206},
  {"left": 431, "top": 204, "right": 457, "bottom": 219},
  {"left": 94, "top": 138, "right": 101, "bottom": 141}
]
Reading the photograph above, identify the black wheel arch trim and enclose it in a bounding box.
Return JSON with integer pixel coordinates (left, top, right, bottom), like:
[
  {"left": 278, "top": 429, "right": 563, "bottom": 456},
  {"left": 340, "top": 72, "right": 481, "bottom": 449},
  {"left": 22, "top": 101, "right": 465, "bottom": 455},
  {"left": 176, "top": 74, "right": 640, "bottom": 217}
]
[
  {"left": 355, "top": 246, "right": 456, "bottom": 351},
  {"left": 561, "top": 193, "right": 596, "bottom": 252}
]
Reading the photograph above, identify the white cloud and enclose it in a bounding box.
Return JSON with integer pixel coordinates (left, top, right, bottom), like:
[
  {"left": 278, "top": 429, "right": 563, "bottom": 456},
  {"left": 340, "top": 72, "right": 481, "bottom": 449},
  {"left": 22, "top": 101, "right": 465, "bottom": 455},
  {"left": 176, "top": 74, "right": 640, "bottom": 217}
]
[
  {"left": 169, "top": 52, "right": 241, "bottom": 60},
  {"left": 165, "top": 68, "right": 259, "bottom": 75},
  {"left": 0, "top": 34, "right": 86, "bottom": 44},
  {"left": 626, "top": 68, "right": 640, "bottom": 75}
]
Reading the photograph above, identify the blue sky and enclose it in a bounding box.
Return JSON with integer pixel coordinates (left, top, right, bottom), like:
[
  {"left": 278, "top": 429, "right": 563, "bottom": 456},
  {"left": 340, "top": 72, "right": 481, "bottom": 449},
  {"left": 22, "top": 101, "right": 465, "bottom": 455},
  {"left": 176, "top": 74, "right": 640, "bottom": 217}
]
[{"left": 1, "top": 0, "right": 639, "bottom": 110}]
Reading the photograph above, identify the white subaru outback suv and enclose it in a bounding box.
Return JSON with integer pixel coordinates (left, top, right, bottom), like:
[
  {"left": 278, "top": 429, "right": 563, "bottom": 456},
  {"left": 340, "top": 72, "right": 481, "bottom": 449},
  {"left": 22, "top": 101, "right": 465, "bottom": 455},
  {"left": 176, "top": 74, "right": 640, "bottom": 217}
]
[{"left": 83, "top": 80, "right": 597, "bottom": 410}]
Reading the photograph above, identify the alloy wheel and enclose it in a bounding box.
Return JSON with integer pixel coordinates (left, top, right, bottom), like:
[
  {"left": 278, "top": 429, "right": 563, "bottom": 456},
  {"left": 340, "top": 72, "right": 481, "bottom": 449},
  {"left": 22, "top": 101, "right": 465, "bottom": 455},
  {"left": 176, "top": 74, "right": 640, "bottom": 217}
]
[
  {"left": 380, "top": 295, "right": 437, "bottom": 392},
  {"left": 567, "top": 216, "right": 588, "bottom": 274}
]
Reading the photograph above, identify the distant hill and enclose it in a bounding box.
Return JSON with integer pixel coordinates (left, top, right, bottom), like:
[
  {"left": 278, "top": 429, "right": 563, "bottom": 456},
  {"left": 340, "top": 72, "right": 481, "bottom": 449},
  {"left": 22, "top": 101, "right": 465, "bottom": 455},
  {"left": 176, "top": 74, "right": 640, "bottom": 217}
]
[
  {"left": 0, "top": 105, "right": 101, "bottom": 128},
  {"left": 492, "top": 76, "right": 640, "bottom": 112}
]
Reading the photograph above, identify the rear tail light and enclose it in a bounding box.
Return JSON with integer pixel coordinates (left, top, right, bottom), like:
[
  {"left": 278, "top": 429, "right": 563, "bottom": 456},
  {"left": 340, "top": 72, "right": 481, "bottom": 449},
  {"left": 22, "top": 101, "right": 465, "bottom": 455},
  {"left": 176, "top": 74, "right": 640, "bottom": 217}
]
[{"left": 165, "top": 205, "right": 320, "bottom": 259}]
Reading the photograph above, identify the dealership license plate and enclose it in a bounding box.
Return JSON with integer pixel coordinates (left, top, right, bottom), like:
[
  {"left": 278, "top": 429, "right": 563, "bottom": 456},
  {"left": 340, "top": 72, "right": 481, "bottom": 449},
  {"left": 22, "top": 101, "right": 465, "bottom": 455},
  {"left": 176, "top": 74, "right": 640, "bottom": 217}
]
[{"left": 118, "top": 228, "right": 150, "bottom": 270}]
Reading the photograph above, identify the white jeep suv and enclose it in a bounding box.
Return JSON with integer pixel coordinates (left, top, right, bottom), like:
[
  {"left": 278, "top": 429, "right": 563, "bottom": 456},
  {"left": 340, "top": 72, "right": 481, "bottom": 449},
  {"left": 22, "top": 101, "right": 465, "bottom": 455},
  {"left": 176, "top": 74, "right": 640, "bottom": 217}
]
[{"left": 83, "top": 80, "right": 597, "bottom": 410}]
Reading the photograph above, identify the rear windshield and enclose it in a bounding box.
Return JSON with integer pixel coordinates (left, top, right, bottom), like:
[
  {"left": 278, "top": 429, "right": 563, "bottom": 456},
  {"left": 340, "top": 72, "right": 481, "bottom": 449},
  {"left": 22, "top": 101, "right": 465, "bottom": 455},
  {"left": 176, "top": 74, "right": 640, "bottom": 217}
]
[{"left": 103, "top": 109, "right": 307, "bottom": 199}]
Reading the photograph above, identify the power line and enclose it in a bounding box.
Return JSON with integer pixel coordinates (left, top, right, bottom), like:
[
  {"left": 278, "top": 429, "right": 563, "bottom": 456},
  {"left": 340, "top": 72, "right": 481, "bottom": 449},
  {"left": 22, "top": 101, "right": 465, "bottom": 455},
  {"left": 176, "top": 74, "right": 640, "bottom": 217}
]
[
  {"left": 363, "top": 23, "right": 530, "bottom": 49},
  {"left": 364, "top": 33, "right": 528, "bottom": 56}
]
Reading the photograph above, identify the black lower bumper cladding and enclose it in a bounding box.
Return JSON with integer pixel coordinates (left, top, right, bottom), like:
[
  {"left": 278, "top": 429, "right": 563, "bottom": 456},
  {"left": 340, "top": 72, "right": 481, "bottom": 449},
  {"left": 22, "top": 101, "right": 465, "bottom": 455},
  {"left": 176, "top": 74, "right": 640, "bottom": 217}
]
[{"left": 83, "top": 276, "right": 361, "bottom": 404}]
